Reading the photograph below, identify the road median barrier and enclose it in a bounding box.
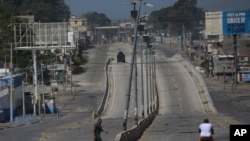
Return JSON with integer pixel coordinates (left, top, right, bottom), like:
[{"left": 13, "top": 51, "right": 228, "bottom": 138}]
[
  {"left": 114, "top": 66, "right": 160, "bottom": 141},
  {"left": 94, "top": 58, "right": 111, "bottom": 118},
  {"left": 114, "top": 111, "right": 157, "bottom": 141}
]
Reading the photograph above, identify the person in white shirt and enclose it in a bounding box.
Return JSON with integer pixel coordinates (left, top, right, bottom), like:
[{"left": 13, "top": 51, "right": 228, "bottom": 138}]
[{"left": 199, "top": 119, "right": 214, "bottom": 141}]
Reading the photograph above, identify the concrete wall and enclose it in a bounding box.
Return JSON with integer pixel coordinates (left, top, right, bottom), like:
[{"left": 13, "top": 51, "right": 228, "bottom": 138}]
[
  {"left": 114, "top": 111, "right": 157, "bottom": 141},
  {"left": 94, "top": 58, "right": 111, "bottom": 118}
]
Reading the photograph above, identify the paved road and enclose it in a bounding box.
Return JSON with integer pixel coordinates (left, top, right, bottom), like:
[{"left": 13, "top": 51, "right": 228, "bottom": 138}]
[
  {"left": 1, "top": 43, "right": 249, "bottom": 141},
  {"left": 139, "top": 45, "right": 209, "bottom": 141},
  {"left": 139, "top": 44, "right": 250, "bottom": 141},
  {"left": 0, "top": 44, "right": 109, "bottom": 141},
  {"left": 102, "top": 42, "right": 147, "bottom": 138}
]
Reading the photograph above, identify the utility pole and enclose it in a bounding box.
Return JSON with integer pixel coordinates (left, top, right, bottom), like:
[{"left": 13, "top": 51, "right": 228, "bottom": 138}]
[
  {"left": 70, "top": 54, "right": 73, "bottom": 95},
  {"left": 145, "top": 49, "right": 149, "bottom": 115},
  {"left": 153, "top": 54, "right": 158, "bottom": 109},
  {"left": 169, "top": 22, "right": 171, "bottom": 48},
  {"left": 152, "top": 51, "right": 156, "bottom": 110},
  {"left": 123, "top": 0, "right": 141, "bottom": 131},
  {"left": 182, "top": 24, "right": 185, "bottom": 51},
  {"left": 233, "top": 34, "right": 238, "bottom": 90},
  {"left": 138, "top": 16, "right": 146, "bottom": 118},
  {"left": 41, "top": 60, "right": 45, "bottom": 115},
  {"left": 140, "top": 36, "right": 145, "bottom": 118},
  {"left": 10, "top": 43, "right": 13, "bottom": 122},
  {"left": 149, "top": 50, "right": 152, "bottom": 112},
  {"left": 14, "top": 21, "right": 72, "bottom": 118},
  {"left": 134, "top": 45, "right": 138, "bottom": 125},
  {"left": 22, "top": 80, "right": 25, "bottom": 116},
  {"left": 32, "top": 50, "right": 38, "bottom": 117}
]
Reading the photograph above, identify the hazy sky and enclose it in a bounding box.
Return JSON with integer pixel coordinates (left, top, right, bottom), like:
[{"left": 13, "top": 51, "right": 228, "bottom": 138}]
[{"left": 65, "top": 0, "right": 250, "bottom": 20}]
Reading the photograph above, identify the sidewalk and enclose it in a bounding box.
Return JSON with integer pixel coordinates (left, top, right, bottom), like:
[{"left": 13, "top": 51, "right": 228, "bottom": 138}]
[
  {"left": 188, "top": 53, "right": 250, "bottom": 124},
  {"left": 0, "top": 83, "right": 75, "bottom": 130},
  {"left": 203, "top": 75, "right": 250, "bottom": 123}
]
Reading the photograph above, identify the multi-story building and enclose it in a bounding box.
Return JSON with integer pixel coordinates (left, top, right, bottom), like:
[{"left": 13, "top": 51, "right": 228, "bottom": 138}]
[
  {"left": 69, "top": 16, "right": 88, "bottom": 37},
  {"left": 205, "top": 10, "right": 250, "bottom": 82},
  {"left": 205, "top": 12, "right": 224, "bottom": 44}
]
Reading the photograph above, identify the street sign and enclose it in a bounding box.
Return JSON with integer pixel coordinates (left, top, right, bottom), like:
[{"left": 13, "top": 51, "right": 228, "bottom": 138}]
[{"left": 223, "top": 10, "right": 250, "bottom": 35}]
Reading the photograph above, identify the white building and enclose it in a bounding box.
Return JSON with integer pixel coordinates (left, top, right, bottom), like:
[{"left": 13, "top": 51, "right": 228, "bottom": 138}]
[{"left": 205, "top": 11, "right": 223, "bottom": 43}]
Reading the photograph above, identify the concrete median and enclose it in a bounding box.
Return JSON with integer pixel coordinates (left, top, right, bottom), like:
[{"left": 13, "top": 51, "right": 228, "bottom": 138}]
[{"left": 114, "top": 111, "right": 157, "bottom": 141}]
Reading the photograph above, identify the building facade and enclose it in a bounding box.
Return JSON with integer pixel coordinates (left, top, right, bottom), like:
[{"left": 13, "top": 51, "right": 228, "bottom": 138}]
[{"left": 205, "top": 10, "right": 250, "bottom": 82}]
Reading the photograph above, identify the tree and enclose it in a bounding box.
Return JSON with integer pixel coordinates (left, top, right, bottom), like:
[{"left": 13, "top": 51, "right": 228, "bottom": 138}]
[
  {"left": 148, "top": 0, "right": 205, "bottom": 39},
  {"left": 81, "top": 12, "right": 111, "bottom": 44},
  {"left": 0, "top": 0, "right": 71, "bottom": 69},
  {"left": 19, "top": 0, "right": 70, "bottom": 22},
  {"left": 173, "top": 0, "right": 197, "bottom": 8},
  {"left": 81, "top": 11, "right": 111, "bottom": 26}
]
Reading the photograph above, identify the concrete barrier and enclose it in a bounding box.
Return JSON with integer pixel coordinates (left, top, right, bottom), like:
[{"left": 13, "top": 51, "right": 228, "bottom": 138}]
[
  {"left": 114, "top": 82, "right": 159, "bottom": 141},
  {"left": 94, "top": 58, "right": 111, "bottom": 118},
  {"left": 114, "top": 111, "right": 157, "bottom": 141}
]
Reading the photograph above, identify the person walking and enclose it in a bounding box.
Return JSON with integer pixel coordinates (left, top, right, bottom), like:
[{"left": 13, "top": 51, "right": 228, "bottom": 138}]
[
  {"left": 93, "top": 118, "right": 108, "bottom": 141},
  {"left": 199, "top": 119, "right": 214, "bottom": 141}
]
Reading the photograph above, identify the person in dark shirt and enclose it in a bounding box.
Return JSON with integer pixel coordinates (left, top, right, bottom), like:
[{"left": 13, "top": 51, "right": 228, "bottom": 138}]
[{"left": 93, "top": 118, "right": 108, "bottom": 141}]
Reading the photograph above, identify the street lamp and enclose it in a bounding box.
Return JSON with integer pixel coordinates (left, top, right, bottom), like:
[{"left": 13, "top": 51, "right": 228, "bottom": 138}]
[
  {"left": 74, "top": 21, "right": 79, "bottom": 55},
  {"left": 122, "top": 0, "right": 153, "bottom": 130},
  {"left": 123, "top": 1, "right": 154, "bottom": 21},
  {"left": 123, "top": 0, "right": 142, "bottom": 130},
  {"left": 41, "top": 60, "right": 45, "bottom": 115},
  {"left": 138, "top": 16, "right": 147, "bottom": 118},
  {"left": 130, "top": 1, "right": 138, "bottom": 20},
  {"left": 10, "top": 43, "right": 13, "bottom": 122}
]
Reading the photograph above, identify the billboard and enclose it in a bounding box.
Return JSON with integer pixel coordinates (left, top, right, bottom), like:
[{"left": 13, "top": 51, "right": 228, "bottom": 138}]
[
  {"left": 14, "top": 22, "right": 76, "bottom": 49},
  {"left": 223, "top": 10, "right": 250, "bottom": 35}
]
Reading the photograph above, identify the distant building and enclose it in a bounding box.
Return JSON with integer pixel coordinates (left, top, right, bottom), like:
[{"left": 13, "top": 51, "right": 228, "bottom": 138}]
[
  {"left": 69, "top": 16, "right": 88, "bottom": 34},
  {"left": 204, "top": 10, "right": 250, "bottom": 82},
  {"left": 205, "top": 11, "right": 224, "bottom": 43},
  {"left": 213, "top": 54, "right": 234, "bottom": 74},
  {"left": 205, "top": 10, "right": 250, "bottom": 54},
  {"left": 118, "top": 21, "right": 133, "bottom": 42},
  {"left": 68, "top": 16, "right": 88, "bottom": 51}
]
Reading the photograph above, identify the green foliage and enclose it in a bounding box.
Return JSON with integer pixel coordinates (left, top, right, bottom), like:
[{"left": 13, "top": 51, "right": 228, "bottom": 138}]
[
  {"left": 80, "top": 11, "right": 112, "bottom": 44},
  {"left": 72, "top": 54, "right": 88, "bottom": 67},
  {"left": 0, "top": 0, "right": 70, "bottom": 22},
  {"left": 81, "top": 11, "right": 111, "bottom": 26},
  {"left": 14, "top": 50, "right": 33, "bottom": 68},
  {"left": 200, "top": 59, "right": 209, "bottom": 68},
  {"left": 173, "top": 0, "right": 197, "bottom": 8},
  {"left": 148, "top": 0, "right": 205, "bottom": 39},
  {"left": 72, "top": 54, "right": 81, "bottom": 66},
  {"left": 0, "top": 0, "right": 70, "bottom": 69}
]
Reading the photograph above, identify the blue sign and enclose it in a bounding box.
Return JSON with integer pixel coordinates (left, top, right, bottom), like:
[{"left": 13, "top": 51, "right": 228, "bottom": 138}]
[{"left": 223, "top": 10, "right": 250, "bottom": 35}]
